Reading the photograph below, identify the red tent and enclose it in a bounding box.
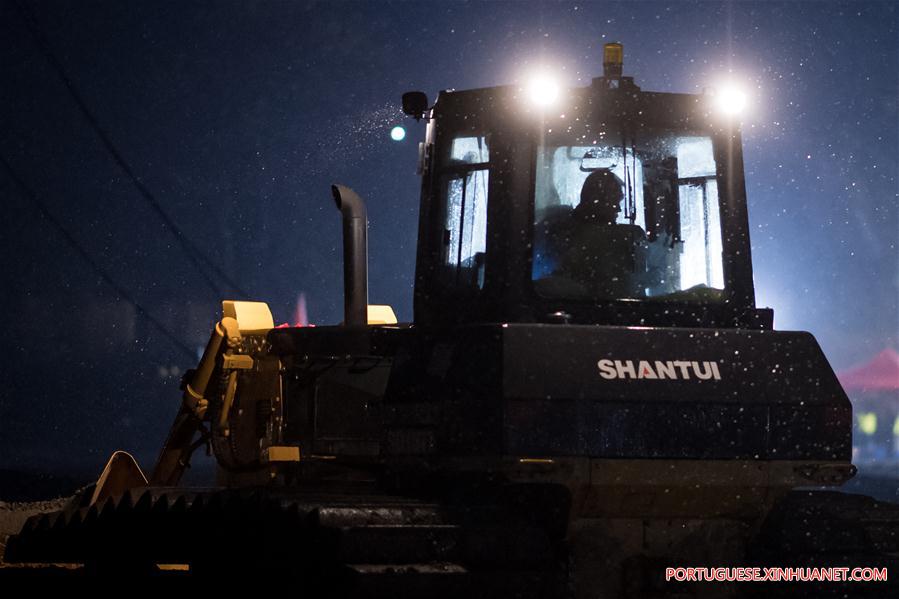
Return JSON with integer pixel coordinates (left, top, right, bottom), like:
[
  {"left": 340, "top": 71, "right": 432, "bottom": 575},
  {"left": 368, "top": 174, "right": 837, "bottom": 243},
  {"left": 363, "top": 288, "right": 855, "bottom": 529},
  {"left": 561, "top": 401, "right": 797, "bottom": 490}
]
[{"left": 838, "top": 348, "right": 899, "bottom": 393}]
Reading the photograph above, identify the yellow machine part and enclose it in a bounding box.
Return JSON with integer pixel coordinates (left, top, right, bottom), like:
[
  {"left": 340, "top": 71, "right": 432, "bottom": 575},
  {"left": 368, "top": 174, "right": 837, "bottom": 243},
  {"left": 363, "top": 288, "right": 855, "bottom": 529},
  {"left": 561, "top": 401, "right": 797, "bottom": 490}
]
[
  {"left": 264, "top": 446, "right": 302, "bottom": 463},
  {"left": 89, "top": 450, "right": 148, "bottom": 506},
  {"left": 367, "top": 305, "right": 397, "bottom": 325},
  {"left": 223, "top": 300, "right": 274, "bottom": 332}
]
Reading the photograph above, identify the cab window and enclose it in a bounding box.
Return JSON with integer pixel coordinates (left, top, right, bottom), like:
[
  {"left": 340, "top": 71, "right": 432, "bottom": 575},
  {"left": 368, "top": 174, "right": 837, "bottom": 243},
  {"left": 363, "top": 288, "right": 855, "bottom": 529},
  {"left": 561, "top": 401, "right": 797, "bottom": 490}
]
[
  {"left": 439, "top": 135, "right": 489, "bottom": 289},
  {"left": 532, "top": 128, "right": 725, "bottom": 301}
]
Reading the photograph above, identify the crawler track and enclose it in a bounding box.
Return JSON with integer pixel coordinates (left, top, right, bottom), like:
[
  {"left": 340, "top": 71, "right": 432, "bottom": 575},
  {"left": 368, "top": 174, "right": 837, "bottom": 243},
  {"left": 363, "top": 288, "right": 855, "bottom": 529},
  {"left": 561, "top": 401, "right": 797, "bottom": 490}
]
[{"left": 4, "top": 486, "right": 568, "bottom": 596}]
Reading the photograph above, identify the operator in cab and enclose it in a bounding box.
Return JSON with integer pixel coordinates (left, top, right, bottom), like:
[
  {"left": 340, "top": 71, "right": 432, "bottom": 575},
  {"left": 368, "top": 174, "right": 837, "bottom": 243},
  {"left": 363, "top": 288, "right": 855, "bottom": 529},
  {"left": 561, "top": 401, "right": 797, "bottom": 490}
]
[{"left": 536, "top": 169, "right": 647, "bottom": 299}]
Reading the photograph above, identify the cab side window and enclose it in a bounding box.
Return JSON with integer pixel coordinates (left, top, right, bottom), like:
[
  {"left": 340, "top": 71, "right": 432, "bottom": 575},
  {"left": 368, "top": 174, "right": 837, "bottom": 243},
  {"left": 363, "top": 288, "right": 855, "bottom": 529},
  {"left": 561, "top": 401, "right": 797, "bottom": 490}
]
[
  {"left": 440, "top": 136, "right": 489, "bottom": 289},
  {"left": 675, "top": 138, "right": 724, "bottom": 289}
]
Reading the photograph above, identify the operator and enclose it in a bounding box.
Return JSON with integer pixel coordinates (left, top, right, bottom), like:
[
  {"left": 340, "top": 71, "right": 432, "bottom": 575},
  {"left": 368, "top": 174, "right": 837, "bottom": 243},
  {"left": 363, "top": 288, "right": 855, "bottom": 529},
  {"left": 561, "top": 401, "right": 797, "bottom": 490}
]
[{"left": 556, "top": 169, "right": 647, "bottom": 298}]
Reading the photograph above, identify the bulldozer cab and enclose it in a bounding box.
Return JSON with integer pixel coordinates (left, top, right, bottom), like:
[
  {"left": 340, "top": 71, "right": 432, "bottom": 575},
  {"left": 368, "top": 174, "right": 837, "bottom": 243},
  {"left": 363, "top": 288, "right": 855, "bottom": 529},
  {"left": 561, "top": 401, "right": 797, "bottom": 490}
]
[{"left": 410, "top": 59, "right": 770, "bottom": 329}]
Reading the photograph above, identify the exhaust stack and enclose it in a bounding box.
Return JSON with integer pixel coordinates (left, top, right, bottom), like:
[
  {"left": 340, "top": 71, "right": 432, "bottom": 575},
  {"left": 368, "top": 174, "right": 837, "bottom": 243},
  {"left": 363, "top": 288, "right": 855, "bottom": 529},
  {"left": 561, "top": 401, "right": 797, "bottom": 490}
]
[{"left": 331, "top": 184, "right": 368, "bottom": 326}]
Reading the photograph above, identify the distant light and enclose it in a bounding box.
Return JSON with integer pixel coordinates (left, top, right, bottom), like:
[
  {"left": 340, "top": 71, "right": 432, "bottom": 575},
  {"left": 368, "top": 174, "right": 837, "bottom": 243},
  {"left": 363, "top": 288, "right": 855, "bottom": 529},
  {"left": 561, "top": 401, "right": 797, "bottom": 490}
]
[
  {"left": 526, "top": 73, "right": 561, "bottom": 107},
  {"left": 390, "top": 126, "right": 406, "bottom": 141},
  {"left": 858, "top": 412, "right": 877, "bottom": 435},
  {"left": 711, "top": 84, "right": 748, "bottom": 116}
]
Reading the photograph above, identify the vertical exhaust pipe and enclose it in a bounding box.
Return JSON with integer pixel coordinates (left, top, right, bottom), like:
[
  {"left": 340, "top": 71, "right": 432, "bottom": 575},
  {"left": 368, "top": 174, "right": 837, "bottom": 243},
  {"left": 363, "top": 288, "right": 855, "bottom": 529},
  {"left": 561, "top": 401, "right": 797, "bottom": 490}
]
[{"left": 331, "top": 184, "right": 368, "bottom": 326}]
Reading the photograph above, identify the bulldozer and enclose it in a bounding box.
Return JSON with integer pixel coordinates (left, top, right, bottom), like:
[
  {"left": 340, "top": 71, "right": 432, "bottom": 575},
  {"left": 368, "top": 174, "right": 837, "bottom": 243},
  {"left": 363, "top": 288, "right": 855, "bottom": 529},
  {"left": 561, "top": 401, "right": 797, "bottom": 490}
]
[{"left": 6, "top": 43, "right": 898, "bottom": 597}]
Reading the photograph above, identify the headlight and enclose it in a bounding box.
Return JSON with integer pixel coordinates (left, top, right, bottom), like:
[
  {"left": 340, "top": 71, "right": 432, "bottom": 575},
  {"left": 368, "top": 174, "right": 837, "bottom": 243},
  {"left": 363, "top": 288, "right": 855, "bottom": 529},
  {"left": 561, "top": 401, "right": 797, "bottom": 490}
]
[
  {"left": 526, "top": 73, "right": 561, "bottom": 107},
  {"left": 709, "top": 83, "right": 748, "bottom": 116}
]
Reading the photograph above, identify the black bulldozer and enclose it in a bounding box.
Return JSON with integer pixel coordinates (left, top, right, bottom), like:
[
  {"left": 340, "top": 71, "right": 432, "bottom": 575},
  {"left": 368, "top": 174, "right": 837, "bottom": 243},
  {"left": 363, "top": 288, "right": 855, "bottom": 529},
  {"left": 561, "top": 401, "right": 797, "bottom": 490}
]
[{"left": 6, "top": 43, "right": 898, "bottom": 598}]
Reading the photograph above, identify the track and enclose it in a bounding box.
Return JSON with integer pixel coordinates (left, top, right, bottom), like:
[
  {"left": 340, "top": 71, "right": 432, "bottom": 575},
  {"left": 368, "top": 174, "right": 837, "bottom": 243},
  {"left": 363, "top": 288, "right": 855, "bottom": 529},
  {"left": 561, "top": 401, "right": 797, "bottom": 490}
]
[
  {"left": 8, "top": 485, "right": 899, "bottom": 597},
  {"left": 4, "top": 486, "right": 569, "bottom": 596}
]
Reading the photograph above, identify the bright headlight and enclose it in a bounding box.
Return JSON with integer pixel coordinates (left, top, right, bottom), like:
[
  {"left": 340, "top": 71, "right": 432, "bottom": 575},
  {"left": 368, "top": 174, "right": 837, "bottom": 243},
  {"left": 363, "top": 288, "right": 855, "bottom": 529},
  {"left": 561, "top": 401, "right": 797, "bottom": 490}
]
[
  {"left": 711, "top": 84, "right": 748, "bottom": 116},
  {"left": 526, "top": 74, "right": 561, "bottom": 107}
]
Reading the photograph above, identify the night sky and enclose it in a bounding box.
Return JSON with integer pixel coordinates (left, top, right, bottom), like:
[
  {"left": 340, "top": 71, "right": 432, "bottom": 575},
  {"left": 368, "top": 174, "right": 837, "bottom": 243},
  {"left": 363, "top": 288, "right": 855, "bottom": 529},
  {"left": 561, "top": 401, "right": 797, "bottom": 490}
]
[{"left": 0, "top": 1, "right": 896, "bottom": 475}]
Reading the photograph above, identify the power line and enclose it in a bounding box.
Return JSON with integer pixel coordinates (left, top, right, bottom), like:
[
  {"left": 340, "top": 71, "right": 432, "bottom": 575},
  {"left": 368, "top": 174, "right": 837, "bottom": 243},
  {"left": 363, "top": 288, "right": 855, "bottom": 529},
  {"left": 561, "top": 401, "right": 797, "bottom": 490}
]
[
  {"left": 11, "top": 0, "right": 250, "bottom": 300},
  {"left": 0, "top": 151, "right": 198, "bottom": 362}
]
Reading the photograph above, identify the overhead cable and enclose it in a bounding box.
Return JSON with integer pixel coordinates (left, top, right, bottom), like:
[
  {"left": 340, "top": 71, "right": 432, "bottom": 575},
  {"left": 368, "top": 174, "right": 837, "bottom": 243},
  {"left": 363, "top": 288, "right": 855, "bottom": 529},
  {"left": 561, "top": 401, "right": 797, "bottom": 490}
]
[
  {"left": 12, "top": 0, "right": 249, "bottom": 300},
  {"left": 0, "top": 152, "right": 197, "bottom": 362}
]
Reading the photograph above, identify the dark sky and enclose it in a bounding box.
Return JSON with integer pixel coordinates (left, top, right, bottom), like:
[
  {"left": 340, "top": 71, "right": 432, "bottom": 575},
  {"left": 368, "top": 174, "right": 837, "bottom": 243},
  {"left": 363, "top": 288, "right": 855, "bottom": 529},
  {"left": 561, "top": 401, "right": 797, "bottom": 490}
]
[{"left": 0, "top": 1, "right": 896, "bottom": 473}]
